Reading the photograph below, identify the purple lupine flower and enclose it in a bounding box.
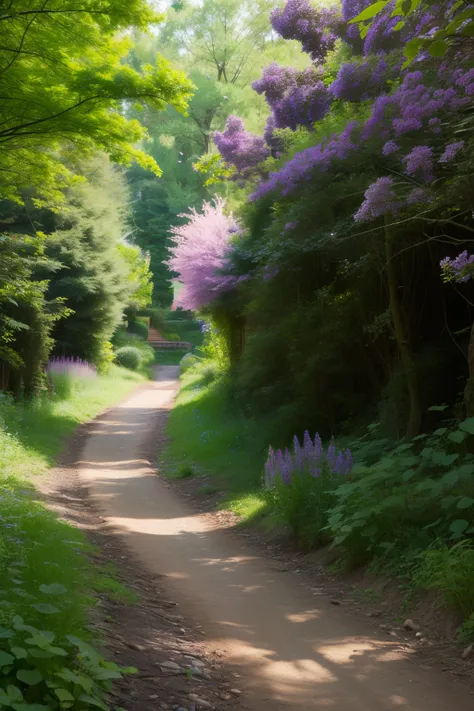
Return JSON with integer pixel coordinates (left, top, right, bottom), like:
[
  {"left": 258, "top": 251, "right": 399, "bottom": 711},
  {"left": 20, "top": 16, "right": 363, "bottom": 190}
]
[
  {"left": 354, "top": 177, "right": 399, "bottom": 223},
  {"left": 326, "top": 440, "right": 337, "bottom": 470},
  {"left": 314, "top": 433, "right": 323, "bottom": 460},
  {"left": 303, "top": 430, "right": 313, "bottom": 463},
  {"left": 392, "top": 117, "right": 423, "bottom": 136},
  {"left": 402, "top": 146, "right": 434, "bottom": 183},
  {"left": 293, "top": 434, "right": 303, "bottom": 469},
  {"left": 439, "top": 141, "right": 464, "bottom": 163},
  {"left": 214, "top": 115, "right": 269, "bottom": 178},
  {"left": 271, "top": 0, "right": 341, "bottom": 62},
  {"left": 333, "top": 450, "right": 345, "bottom": 474},
  {"left": 343, "top": 449, "right": 354, "bottom": 476},
  {"left": 382, "top": 140, "right": 399, "bottom": 156}
]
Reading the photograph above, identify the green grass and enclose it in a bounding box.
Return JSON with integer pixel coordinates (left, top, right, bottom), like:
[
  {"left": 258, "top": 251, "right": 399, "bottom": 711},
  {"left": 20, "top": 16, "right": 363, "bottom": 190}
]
[
  {"left": 164, "top": 364, "right": 269, "bottom": 523},
  {"left": 0, "top": 365, "right": 143, "bottom": 639}
]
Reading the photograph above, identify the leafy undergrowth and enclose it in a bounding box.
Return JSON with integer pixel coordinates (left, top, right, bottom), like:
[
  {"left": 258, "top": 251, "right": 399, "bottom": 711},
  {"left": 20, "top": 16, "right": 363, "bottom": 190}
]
[
  {"left": 166, "top": 360, "right": 474, "bottom": 639},
  {"left": 0, "top": 366, "right": 143, "bottom": 709}
]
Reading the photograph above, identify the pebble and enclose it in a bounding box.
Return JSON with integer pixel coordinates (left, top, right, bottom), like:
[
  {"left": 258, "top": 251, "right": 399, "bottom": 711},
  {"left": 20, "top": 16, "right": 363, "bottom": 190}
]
[
  {"left": 160, "top": 661, "right": 182, "bottom": 672},
  {"left": 230, "top": 689, "right": 241, "bottom": 696},
  {"left": 403, "top": 619, "right": 420, "bottom": 632},
  {"left": 188, "top": 695, "right": 212, "bottom": 709},
  {"left": 462, "top": 644, "right": 473, "bottom": 660},
  {"left": 128, "top": 642, "right": 147, "bottom": 652},
  {"left": 415, "top": 632, "right": 422, "bottom": 638},
  {"left": 220, "top": 692, "right": 232, "bottom": 700}
]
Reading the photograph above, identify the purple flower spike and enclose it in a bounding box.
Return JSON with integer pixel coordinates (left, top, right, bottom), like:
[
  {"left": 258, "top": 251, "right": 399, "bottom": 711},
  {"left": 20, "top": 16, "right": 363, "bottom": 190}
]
[
  {"left": 303, "top": 430, "right": 313, "bottom": 460},
  {"left": 343, "top": 449, "right": 354, "bottom": 476},
  {"left": 293, "top": 434, "right": 303, "bottom": 468},
  {"left": 314, "top": 433, "right": 323, "bottom": 460},
  {"left": 327, "top": 440, "right": 337, "bottom": 470},
  {"left": 334, "top": 451, "right": 345, "bottom": 475}
]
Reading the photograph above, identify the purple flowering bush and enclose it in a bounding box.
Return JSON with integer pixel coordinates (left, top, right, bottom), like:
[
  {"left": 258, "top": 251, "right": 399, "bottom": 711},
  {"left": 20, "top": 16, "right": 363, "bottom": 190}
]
[
  {"left": 47, "top": 357, "right": 97, "bottom": 400},
  {"left": 263, "top": 431, "right": 353, "bottom": 547}
]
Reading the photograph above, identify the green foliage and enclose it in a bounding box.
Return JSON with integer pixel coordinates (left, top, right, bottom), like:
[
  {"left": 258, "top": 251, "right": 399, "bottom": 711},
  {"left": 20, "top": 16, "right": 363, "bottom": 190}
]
[
  {"left": 117, "top": 245, "right": 153, "bottom": 310},
  {"left": 266, "top": 470, "right": 341, "bottom": 548},
  {"left": 114, "top": 347, "right": 142, "bottom": 371},
  {"left": 0, "top": 370, "right": 143, "bottom": 710},
  {"left": 327, "top": 422, "right": 474, "bottom": 567},
  {"left": 35, "top": 158, "right": 135, "bottom": 366},
  {"left": 179, "top": 353, "right": 201, "bottom": 374},
  {"left": 0, "top": 0, "right": 193, "bottom": 204},
  {"left": 0, "top": 233, "right": 65, "bottom": 396},
  {"left": 414, "top": 541, "right": 474, "bottom": 619},
  {"left": 127, "top": 319, "right": 149, "bottom": 341},
  {"left": 0, "top": 612, "right": 134, "bottom": 710}
]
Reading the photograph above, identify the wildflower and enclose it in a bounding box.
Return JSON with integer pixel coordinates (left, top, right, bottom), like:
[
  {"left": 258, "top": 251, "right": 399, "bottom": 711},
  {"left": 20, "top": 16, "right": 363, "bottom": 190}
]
[
  {"left": 402, "top": 145, "right": 434, "bottom": 182},
  {"left": 354, "top": 177, "right": 399, "bottom": 222}
]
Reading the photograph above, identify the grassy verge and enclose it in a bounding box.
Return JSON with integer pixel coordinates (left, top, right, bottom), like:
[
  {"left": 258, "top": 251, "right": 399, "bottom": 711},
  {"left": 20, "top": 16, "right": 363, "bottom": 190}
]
[
  {"left": 0, "top": 366, "right": 143, "bottom": 708},
  {"left": 165, "top": 364, "right": 269, "bottom": 522}
]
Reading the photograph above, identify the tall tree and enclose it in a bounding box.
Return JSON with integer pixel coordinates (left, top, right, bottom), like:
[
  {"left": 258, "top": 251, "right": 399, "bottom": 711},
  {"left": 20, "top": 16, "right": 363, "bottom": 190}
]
[{"left": 0, "top": 0, "right": 193, "bottom": 203}]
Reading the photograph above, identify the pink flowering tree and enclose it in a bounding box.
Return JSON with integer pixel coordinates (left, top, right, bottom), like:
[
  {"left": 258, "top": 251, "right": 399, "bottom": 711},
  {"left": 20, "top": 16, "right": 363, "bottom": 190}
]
[{"left": 167, "top": 198, "right": 241, "bottom": 312}]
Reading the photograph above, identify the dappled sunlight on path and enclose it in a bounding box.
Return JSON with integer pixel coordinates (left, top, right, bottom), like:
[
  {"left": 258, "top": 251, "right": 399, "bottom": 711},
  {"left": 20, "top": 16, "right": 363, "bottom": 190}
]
[{"left": 78, "top": 366, "right": 473, "bottom": 711}]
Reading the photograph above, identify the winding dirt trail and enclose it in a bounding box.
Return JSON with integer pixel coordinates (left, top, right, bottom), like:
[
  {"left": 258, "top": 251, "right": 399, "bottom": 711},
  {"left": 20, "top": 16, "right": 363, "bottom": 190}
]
[{"left": 78, "top": 367, "right": 473, "bottom": 711}]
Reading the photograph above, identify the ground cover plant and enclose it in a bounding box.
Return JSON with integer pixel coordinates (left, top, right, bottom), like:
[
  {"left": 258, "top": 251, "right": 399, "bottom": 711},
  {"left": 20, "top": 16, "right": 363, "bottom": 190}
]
[{"left": 0, "top": 364, "right": 143, "bottom": 709}]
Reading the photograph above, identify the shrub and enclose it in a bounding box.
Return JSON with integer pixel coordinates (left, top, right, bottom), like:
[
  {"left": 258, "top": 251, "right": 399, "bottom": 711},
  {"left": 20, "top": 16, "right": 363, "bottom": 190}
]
[
  {"left": 47, "top": 358, "right": 97, "bottom": 400},
  {"left": 165, "top": 332, "right": 182, "bottom": 341},
  {"left": 127, "top": 319, "right": 148, "bottom": 341},
  {"left": 327, "top": 419, "right": 474, "bottom": 567},
  {"left": 264, "top": 432, "right": 352, "bottom": 548},
  {"left": 114, "top": 347, "right": 142, "bottom": 371},
  {"left": 0, "top": 608, "right": 134, "bottom": 710},
  {"left": 180, "top": 353, "right": 200, "bottom": 374}
]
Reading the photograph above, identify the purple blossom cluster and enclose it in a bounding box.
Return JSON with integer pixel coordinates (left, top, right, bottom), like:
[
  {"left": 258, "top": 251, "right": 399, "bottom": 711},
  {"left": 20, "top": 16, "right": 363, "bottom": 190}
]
[
  {"left": 439, "top": 141, "right": 464, "bottom": 164},
  {"left": 363, "top": 69, "right": 472, "bottom": 143},
  {"left": 354, "top": 177, "right": 399, "bottom": 223},
  {"left": 270, "top": 0, "right": 342, "bottom": 63},
  {"left": 440, "top": 251, "right": 474, "bottom": 283},
  {"left": 168, "top": 198, "right": 242, "bottom": 311},
  {"left": 402, "top": 145, "right": 434, "bottom": 183},
  {"left": 264, "top": 430, "right": 353, "bottom": 487},
  {"left": 253, "top": 65, "right": 331, "bottom": 133},
  {"left": 47, "top": 357, "right": 96, "bottom": 377},
  {"left": 214, "top": 116, "right": 269, "bottom": 177},
  {"left": 329, "top": 58, "right": 389, "bottom": 103},
  {"left": 251, "top": 121, "right": 359, "bottom": 200}
]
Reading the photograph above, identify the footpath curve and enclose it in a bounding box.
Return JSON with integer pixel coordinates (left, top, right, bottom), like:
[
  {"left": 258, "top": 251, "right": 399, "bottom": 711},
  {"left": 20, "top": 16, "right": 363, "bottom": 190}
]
[{"left": 78, "top": 366, "right": 473, "bottom": 711}]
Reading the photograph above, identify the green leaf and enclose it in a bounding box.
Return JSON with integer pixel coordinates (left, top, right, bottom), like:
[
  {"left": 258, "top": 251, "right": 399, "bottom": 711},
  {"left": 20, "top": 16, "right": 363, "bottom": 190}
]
[
  {"left": 448, "top": 430, "right": 467, "bottom": 443},
  {"left": 11, "top": 647, "right": 28, "bottom": 660},
  {"left": 393, "top": 19, "right": 405, "bottom": 30},
  {"left": 349, "top": 1, "right": 388, "bottom": 23},
  {"left": 450, "top": 519, "right": 469, "bottom": 537},
  {"left": 457, "top": 496, "right": 474, "bottom": 509},
  {"left": 459, "top": 418, "right": 474, "bottom": 434},
  {"left": 65, "top": 635, "right": 100, "bottom": 663},
  {"left": 402, "top": 468, "right": 416, "bottom": 481},
  {"left": 30, "top": 604, "right": 59, "bottom": 615},
  {"left": 428, "top": 39, "right": 448, "bottom": 57},
  {"left": 461, "top": 20, "right": 474, "bottom": 35},
  {"left": 433, "top": 427, "right": 448, "bottom": 436},
  {"left": 428, "top": 404, "right": 449, "bottom": 412},
  {"left": 27, "top": 650, "right": 55, "bottom": 660},
  {"left": 440, "top": 470, "right": 459, "bottom": 486},
  {"left": 0, "top": 626, "right": 14, "bottom": 639},
  {"left": 0, "top": 651, "right": 15, "bottom": 666},
  {"left": 54, "top": 689, "right": 74, "bottom": 703},
  {"left": 78, "top": 695, "right": 108, "bottom": 710},
  {"left": 16, "top": 670, "right": 43, "bottom": 686},
  {"left": 39, "top": 584, "right": 67, "bottom": 596}
]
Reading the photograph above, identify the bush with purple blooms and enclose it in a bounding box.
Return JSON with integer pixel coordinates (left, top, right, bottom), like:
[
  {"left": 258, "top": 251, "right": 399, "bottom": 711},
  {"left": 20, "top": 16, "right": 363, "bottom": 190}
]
[
  {"left": 263, "top": 431, "right": 353, "bottom": 548},
  {"left": 47, "top": 357, "right": 97, "bottom": 400}
]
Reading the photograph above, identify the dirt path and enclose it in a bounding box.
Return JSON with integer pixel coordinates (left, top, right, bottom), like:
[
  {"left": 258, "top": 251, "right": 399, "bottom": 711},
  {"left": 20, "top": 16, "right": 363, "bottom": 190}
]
[{"left": 78, "top": 367, "right": 473, "bottom": 711}]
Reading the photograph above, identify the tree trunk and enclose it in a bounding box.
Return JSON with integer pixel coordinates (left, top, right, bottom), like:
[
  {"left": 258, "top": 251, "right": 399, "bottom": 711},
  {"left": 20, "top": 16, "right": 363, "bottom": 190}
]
[
  {"left": 465, "top": 320, "right": 474, "bottom": 415},
  {"left": 384, "top": 222, "right": 421, "bottom": 438}
]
